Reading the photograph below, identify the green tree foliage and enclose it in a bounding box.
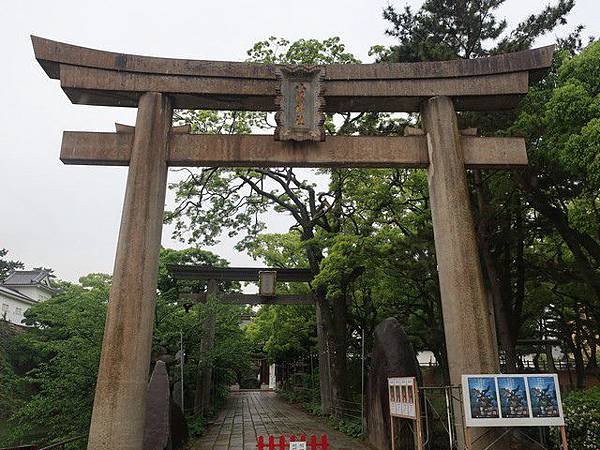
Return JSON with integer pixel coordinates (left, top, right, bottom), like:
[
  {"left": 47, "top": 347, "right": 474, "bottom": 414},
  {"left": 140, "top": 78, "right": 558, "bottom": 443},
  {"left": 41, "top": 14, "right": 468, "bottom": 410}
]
[
  {"left": 372, "top": 0, "right": 595, "bottom": 375},
  {"left": 3, "top": 276, "right": 108, "bottom": 446},
  {"left": 166, "top": 37, "right": 397, "bottom": 410},
  {"left": 0, "top": 322, "right": 22, "bottom": 430},
  {"left": 378, "top": 0, "right": 575, "bottom": 61},
  {"left": 0, "top": 248, "right": 252, "bottom": 447},
  {"left": 507, "top": 41, "right": 600, "bottom": 385},
  {"left": 246, "top": 305, "right": 317, "bottom": 364},
  {"left": 173, "top": 38, "right": 418, "bottom": 412},
  {"left": 244, "top": 232, "right": 318, "bottom": 366},
  {"left": 0, "top": 248, "right": 24, "bottom": 281},
  {"left": 154, "top": 247, "right": 251, "bottom": 414}
]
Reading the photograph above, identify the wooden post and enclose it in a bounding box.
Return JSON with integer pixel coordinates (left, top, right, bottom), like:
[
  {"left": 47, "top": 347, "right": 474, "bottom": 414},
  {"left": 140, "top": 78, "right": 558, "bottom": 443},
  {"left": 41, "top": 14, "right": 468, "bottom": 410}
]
[
  {"left": 422, "top": 96, "right": 499, "bottom": 449},
  {"left": 415, "top": 386, "right": 424, "bottom": 450},
  {"left": 560, "top": 426, "right": 569, "bottom": 449},
  {"left": 465, "top": 427, "right": 473, "bottom": 450},
  {"left": 390, "top": 416, "right": 396, "bottom": 450},
  {"left": 87, "top": 92, "right": 172, "bottom": 450}
]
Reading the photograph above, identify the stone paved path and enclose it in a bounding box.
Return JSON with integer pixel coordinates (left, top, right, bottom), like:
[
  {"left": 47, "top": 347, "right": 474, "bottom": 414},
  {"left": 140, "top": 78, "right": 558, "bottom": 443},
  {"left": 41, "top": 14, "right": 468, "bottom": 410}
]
[{"left": 191, "top": 391, "right": 372, "bottom": 450}]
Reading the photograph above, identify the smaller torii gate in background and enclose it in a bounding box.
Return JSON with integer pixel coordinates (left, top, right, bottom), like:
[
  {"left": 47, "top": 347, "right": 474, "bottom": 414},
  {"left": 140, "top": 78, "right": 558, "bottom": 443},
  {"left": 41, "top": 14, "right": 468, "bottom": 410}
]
[
  {"left": 168, "top": 265, "right": 316, "bottom": 415},
  {"left": 31, "top": 36, "right": 553, "bottom": 450}
]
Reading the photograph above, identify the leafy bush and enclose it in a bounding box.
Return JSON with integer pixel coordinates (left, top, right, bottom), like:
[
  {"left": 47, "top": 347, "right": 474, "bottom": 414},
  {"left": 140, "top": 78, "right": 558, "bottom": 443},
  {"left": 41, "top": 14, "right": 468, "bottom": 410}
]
[
  {"left": 552, "top": 387, "right": 600, "bottom": 449},
  {"left": 211, "top": 384, "right": 231, "bottom": 415},
  {"left": 186, "top": 414, "right": 207, "bottom": 439},
  {"left": 277, "top": 387, "right": 304, "bottom": 404},
  {"left": 277, "top": 388, "right": 364, "bottom": 440},
  {"left": 4, "top": 281, "right": 108, "bottom": 446},
  {"left": 302, "top": 401, "right": 323, "bottom": 417},
  {"left": 0, "top": 324, "right": 21, "bottom": 423},
  {"left": 330, "top": 417, "right": 363, "bottom": 439},
  {"left": 240, "top": 377, "right": 260, "bottom": 389}
]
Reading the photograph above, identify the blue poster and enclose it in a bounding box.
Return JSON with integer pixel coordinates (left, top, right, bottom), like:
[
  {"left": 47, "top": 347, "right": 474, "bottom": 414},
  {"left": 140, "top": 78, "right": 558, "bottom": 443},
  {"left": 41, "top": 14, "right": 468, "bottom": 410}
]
[
  {"left": 528, "top": 376, "right": 560, "bottom": 418},
  {"left": 467, "top": 377, "right": 499, "bottom": 419},
  {"left": 498, "top": 377, "right": 529, "bottom": 418}
]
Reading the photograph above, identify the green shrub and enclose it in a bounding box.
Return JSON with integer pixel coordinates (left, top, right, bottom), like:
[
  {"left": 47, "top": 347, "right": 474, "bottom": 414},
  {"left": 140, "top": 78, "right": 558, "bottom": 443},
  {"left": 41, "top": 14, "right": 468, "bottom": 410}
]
[
  {"left": 186, "top": 413, "right": 207, "bottom": 439},
  {"left": 211, "top": 384, "right": 231, "bottom": 414},
  {"left": 552, "top": 387, "right": 600, "bottom": 449},
  {"left": 277, "top": 388, "right": 301, "bottom": 404},
  {"left": 302, "top": 401, "right": 323, "bottom": 417},
  {"left": 331, "top": 417, "right": 363, "bottom": 439}
]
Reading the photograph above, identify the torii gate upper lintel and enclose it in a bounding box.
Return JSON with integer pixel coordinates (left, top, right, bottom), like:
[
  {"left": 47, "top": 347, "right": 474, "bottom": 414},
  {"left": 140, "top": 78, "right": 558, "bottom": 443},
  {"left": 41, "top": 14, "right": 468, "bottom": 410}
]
[{"left": 31, "top": 35, "right": 554, "bottom": 450}]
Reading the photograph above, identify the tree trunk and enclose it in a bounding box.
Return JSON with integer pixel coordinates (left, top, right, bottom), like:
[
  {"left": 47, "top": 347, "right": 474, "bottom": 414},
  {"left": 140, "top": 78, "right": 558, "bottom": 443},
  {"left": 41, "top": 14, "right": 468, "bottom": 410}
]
[
  {"left": 573, "top": 347, "right": 586, "bottom": 389},
  {"left": 588, "top": 344, "right": 598, "bottom": 370},
  {"left": 545, "top": 343, "right": 558, "bottom": 373},
  {"left": 317, "top": 295, "right": 348, "bottom": 418},
  {"left": 194, "top": 280, "right": 217, "bottom": 415},
  {"left": 473, "top": 170, "right": 518, "bottom": 371},
  {"left": 315, "top": 296, "right": 333, "bottom": 415},
  {"left": 573, "top": 310, "right": 587, "bottom": 389},
  {"left": 331, "top": 296, "right": 348, "bottom": 416},
  {"left": 303, "top": 229, "right": 349, "bottom": 418}
]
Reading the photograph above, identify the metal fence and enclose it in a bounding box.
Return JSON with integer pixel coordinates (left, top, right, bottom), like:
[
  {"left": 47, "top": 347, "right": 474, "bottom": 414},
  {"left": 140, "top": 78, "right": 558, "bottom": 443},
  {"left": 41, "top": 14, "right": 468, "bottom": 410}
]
[
  {"left": 418, "top": 386, "right": 466, "bottom": 449},
  {"left": 419, "top": 358, "right": 579, "bottom": 371}
]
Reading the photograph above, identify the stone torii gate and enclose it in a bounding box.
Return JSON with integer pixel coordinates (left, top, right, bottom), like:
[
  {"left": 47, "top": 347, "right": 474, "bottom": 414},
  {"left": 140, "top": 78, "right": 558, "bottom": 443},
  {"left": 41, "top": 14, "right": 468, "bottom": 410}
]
[{"left": 31, "top": 36, "right": 553, "bottom": 450}]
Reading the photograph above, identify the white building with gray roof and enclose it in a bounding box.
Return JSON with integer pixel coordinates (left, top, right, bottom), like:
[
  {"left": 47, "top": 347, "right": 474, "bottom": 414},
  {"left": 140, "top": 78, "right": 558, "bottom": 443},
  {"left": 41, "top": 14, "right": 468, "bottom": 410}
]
[{"left": 0, "top": 269, "right": 55, "bottom": 325}]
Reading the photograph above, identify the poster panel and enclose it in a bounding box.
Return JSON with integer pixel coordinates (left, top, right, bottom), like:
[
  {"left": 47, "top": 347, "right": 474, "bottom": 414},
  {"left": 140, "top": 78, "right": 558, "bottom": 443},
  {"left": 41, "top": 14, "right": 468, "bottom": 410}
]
[
  {"left": 498, "top": 376, "right": 529, "bottom": 419},
  {"left": 528, "top": 375, "right": 563, "bottom": 419},
  {"left": 388, "top": 377, "right": 417, "bottom": 419},
  {"left": 462, "top": 374, "right": 565, "bottom": 427},
  {"left": 466, "top": 376, "right": 500, "bottom": 420}
]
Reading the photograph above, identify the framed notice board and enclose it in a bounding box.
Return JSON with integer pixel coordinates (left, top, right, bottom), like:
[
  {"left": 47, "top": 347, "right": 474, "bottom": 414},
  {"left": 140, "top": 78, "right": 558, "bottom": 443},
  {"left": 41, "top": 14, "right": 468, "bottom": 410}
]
[{"left": 462, "top": 373, "right": 565, "bottom": 427}]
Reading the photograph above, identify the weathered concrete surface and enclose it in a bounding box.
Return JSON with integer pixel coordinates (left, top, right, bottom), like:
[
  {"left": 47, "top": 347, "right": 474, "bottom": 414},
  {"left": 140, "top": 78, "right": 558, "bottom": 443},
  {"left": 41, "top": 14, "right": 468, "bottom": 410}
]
[
  {"left": 60, "top": 132, "right": 527, "bottom": 169},
  {"left": 87, "top": 92, "right": 172, "bottom": 450},
  {"left": 32, "top": 35, "right": 553, "bottom": 111},
  {"left": 422, "top": 96, "right": 499, "bottom": 449},
  {"left": 191, "top": 391, "right": 371, "bottom": 450},
  {"left": 143, "top": 361, "right": 171, "bottom": 450},
  {"left": 367, "top": 318, "right": 422, "bottom": 450},
  {"left": 56, "top": 63, "right": 530, "bottom": 111},
  {"left": 170, "top": 266, "right": 314, "bottom": 282},
  {"left": 32, "top": 36, "right": 552, "bottom": 80}
]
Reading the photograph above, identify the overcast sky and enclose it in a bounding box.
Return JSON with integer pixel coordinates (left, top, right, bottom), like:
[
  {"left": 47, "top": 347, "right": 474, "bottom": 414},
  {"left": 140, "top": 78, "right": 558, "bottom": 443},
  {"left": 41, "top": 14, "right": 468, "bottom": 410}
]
[{"left": 1, "top": 0, "right": 597, "bottom": 282}]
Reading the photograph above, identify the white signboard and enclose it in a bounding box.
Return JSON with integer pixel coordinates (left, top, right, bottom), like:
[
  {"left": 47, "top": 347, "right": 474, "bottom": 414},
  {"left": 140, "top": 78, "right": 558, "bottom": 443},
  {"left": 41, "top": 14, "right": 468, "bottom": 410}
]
[
  {"left": 290, "top": 442, "right": 307, "bottom": 450},
  {"left": 462, "top": 373, "right": 565, "bottom": 427},
  {"left": 388, "top": 377, "right": 417, "bottom": 419}
]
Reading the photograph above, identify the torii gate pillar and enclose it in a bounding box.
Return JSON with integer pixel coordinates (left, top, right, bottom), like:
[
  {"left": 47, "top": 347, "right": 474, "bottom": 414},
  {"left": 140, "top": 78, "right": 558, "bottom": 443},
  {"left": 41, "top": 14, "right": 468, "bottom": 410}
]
[
  {"left": 87, "top": 92, "right": 172, "bottom": 450},
  {"left": 422, "top": 96, "right": 498, "bottom": 445}
]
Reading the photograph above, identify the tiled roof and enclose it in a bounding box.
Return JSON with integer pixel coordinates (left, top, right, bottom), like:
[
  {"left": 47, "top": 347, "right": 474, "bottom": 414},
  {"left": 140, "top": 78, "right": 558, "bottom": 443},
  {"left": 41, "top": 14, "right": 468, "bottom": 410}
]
[{"left": 3, "top": 270, "right": 51, "bottom": 285}]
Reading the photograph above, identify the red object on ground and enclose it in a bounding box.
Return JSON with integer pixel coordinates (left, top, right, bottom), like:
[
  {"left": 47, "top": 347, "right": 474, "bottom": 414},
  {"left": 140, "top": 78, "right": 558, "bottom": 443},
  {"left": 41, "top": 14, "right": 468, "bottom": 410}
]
[{"left": 257, "top": 434, "right": 328, "bottom": 450}]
